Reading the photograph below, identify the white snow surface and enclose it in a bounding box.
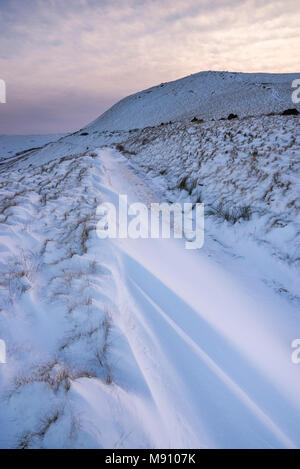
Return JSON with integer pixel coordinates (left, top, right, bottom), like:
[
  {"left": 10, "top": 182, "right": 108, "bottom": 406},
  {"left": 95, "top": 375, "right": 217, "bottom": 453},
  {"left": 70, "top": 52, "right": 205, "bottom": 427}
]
[
  {"left": 87, "top": 71, "right": 300, "bottom": 131},
  {"left": 0, "top": 142, "right": 299, "bottom": 448},
  {"left": 0, "top": 71, "right": 300, "bottom": 448},
  {"left": 0, "top": 134, "right": 65, "bottom": 161}
]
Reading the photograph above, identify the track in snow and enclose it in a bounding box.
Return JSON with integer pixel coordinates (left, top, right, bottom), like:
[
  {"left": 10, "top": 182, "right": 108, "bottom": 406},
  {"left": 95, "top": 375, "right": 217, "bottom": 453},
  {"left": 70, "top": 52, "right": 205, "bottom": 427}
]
[{"left": 73, "top": 149, "right": 300, "bottom": 449}]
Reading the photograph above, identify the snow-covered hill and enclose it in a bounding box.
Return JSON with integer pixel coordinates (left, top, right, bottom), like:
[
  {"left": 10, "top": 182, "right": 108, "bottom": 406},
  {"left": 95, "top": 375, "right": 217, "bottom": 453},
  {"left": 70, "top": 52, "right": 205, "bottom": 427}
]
[
  {"left": 87, "top": 71, "right": 300, "bottom": 131},
  {"left": 0, "top": 71, "right": 300, "bottom": 449}
]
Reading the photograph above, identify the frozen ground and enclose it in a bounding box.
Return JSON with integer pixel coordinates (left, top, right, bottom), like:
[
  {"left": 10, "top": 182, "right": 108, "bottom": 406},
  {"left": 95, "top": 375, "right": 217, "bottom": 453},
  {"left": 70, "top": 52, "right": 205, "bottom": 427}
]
[{"left": 0, "top": 71, "right": 299, "bottom": 448}]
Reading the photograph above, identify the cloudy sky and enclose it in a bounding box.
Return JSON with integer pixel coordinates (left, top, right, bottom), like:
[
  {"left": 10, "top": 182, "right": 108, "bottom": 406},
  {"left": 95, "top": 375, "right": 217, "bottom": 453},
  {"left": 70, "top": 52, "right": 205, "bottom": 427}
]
[{"left": 0, "top": 0, "right": 299, "bottom": 134}]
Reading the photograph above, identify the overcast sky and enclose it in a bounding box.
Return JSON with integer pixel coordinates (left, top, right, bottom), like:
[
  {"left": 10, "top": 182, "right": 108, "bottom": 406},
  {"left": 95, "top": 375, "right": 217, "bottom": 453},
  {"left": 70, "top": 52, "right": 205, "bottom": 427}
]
[{"left": 0, "top": 0, "right": 299, "bottom": 134}]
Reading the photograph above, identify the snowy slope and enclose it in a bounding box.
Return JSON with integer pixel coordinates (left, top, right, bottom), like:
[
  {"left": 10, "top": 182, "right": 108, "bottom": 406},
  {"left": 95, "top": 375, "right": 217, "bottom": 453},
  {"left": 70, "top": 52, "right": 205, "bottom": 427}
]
[
  {"left": 0, "top": 71, "right": 299, "bottom": 449},
  {"left": 87, "top": 71, "right": 300, "bottom": 131},
  {"left": 116, "top": 115, "right": 300, "bottom": 305},
  {"left": 1, "top": 147, "right": 300, "bottom": 449},
  {"left": 0, "top": 134, "right": 65, "bottom": 161},
  {"left": 87, "top": 150, "right": 300, "bottom": 449},
  {"left": 5, "top": 111, "right": 299, "bottom": 304}
]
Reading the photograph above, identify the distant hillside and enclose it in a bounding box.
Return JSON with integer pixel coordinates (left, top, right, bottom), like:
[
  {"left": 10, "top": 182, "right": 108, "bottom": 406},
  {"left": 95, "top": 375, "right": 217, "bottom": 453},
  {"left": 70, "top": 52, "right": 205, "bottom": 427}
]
[{"left": 87, "top": 71, "right": 300, "bottom": 131}]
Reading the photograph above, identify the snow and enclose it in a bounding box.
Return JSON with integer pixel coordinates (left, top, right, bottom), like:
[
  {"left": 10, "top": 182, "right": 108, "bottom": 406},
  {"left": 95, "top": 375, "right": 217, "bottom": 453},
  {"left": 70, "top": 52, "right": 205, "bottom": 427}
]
[
  {"left": 116, "top": 115, "right": 300, "bottom": 305},
  {"left": 0, "top": 143, "right": 299, "bottom": 448},
  {"left": 0, "top": 71, "right": 299, "bottom": 448},
  {"left": 87, "top": 71, "right": 300, "bottom": 131},
  {"left": 0, "top": 134, "right": 65, "bottom": 162},
  {"left": 82, "top": 149, "right": 300, "bottom": 449}
]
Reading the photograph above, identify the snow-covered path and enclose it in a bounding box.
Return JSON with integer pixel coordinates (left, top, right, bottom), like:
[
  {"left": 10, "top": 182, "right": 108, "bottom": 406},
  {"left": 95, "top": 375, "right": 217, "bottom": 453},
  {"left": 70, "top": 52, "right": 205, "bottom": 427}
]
[
  {"left": 72, "top": 148, "right": 300, "bottom": 449},
  {"left": 1, "top": 145, "right": 299, "bottom": 449}
]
